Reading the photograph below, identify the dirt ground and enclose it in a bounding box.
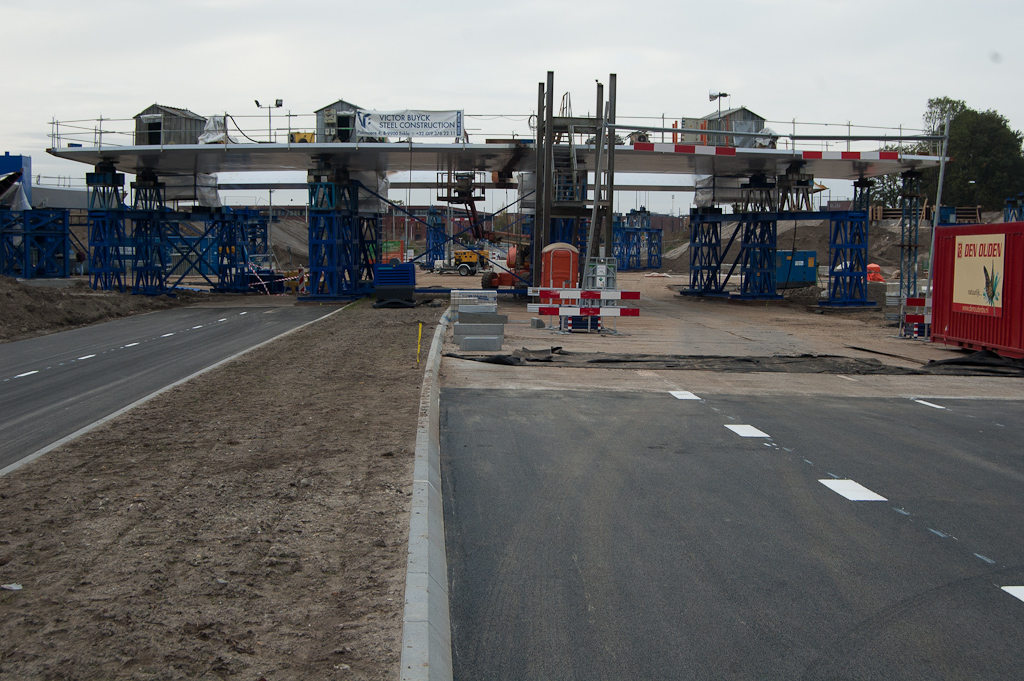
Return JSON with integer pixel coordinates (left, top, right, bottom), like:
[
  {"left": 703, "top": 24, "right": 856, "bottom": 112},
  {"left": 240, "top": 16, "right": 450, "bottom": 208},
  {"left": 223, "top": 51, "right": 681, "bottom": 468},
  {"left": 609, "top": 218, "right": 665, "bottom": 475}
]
[
  {"left": 0, "top": 276, "right": 202, "bottom": 345},
  {"left": 0, "top": 297, "right": 444, "bottom": 680}
]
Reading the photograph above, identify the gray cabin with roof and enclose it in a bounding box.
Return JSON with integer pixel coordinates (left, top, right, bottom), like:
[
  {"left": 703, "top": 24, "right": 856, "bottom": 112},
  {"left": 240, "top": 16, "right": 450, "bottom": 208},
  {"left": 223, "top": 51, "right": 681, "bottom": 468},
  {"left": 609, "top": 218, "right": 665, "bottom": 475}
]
[{"left": 134, "top": 104, "right": 207, "bottom": 146}]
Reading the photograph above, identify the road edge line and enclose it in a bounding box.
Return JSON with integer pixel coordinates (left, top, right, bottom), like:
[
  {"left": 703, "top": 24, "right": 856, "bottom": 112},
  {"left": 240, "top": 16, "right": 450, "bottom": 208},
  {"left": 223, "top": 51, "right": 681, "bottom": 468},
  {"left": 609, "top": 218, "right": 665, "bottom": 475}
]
[
  {"left": 401, "top": 307, "right": 453, "bottom": 681},
  {"left": 0, "top": 303, "right": 353, "bottom": 478}
]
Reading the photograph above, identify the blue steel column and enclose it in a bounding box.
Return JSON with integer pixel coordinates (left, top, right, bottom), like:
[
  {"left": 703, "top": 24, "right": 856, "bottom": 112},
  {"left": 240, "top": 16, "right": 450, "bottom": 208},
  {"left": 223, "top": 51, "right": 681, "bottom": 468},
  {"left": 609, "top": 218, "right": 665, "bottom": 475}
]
[
  {"left": 303, "top": 167, "right": 377, "bottom": 300},
  {"left": 734, "top": 213, "right": 781, "bottom": 299},
  {"left": 646, "top": 228, "right": 662, "bottom": 268},
  {"left": 86, "top": 163, "right": 127, "bottom": 291},
  {"left": 899, "top": 171, "right": 922, "bottom": 299},
  {"left": 686, "top": 207, "right": 724, "bottom": 295},
  {"left": 425, "top": 208, "right": 446, "bottom": 264},
  {"left": 130, "top": 172, "right": 168, "bottom": 295},
  {"left": 25, "top": 210, "right": 70, "bottom": 278},
  {"left": 1, "top": 210, "right": 25, "bottom": 277},
  {"left": 215, "top": 210, "right": 251, "bottom": 292},
  {"left": 822, "top": 178, "right": 874, "bottom": 307}
]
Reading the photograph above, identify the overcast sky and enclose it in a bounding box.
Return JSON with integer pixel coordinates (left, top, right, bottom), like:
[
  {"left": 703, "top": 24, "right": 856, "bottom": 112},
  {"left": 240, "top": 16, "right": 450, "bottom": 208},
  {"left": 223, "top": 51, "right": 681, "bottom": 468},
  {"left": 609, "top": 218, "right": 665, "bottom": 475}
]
[{"left": 2, "top": 0, "right": 1020, "bottom": 212}]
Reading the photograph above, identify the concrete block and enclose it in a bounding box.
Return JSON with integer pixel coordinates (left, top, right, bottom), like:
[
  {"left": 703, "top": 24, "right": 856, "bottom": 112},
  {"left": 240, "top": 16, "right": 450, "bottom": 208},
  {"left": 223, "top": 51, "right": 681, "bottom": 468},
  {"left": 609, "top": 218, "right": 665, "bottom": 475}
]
[
  {"left": 457, "top": 312, "right": 508, "bottom": 324},
  {"left": 459, "top": 336, "right": 503, "bottom": 352},
  {"left": 530, "top": 317, "right": 545, "bottom": 328},
  {"left": 453, "top": 323, "right": 505, "bottom": 338},
  {"left": 458, "top": 303, "right": 497, "bottom": 314}
]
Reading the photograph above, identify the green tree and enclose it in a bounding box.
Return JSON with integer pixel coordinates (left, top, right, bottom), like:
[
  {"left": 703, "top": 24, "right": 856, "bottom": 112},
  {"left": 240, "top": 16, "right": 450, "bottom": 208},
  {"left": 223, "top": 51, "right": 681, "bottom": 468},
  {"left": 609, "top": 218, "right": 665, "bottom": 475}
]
[{"left": 920, "top": 98, "right": 1024, "bottom": 211}]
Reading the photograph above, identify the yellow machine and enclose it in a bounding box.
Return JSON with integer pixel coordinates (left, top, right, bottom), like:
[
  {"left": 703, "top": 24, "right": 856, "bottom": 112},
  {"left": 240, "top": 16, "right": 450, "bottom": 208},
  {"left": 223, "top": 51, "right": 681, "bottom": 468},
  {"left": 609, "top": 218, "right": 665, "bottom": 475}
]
[{"left": 435, "top": 249, "right": 490, "bottom": 276}]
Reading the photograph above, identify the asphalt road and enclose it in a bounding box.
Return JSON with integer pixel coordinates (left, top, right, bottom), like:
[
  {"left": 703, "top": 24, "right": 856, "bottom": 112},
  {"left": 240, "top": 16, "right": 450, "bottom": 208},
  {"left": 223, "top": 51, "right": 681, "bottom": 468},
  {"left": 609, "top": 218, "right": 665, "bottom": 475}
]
[
  {"left": 442, "top": 388, "right": 1024, "bottom": 680},
  {"left": 0, "top": 306, "right": 331, "bottom": 470}
]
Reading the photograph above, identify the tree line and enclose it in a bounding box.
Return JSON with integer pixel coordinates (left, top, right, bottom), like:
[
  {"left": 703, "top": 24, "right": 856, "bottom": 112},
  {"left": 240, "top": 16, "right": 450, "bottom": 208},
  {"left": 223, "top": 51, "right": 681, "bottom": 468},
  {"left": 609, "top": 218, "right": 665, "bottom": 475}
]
[{"left": 872, "top": 97, "right": 1024, "bottom": 211}]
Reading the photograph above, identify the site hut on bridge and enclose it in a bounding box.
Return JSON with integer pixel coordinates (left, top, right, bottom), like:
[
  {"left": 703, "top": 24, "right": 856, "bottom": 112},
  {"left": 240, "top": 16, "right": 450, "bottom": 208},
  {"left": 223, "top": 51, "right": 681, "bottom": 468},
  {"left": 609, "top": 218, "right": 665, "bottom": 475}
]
[
  {"left": 133, "top": 104, "right": 206, "bottom": 146},
  {"left": 315, "top": 99, "right": 363, "bottom": 143}
]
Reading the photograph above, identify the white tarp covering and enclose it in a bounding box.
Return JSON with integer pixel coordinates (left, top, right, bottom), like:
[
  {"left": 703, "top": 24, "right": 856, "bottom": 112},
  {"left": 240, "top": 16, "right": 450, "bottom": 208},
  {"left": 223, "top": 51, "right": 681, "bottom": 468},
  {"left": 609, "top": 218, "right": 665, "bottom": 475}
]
[
  {"left": 0, "top": 180, "right": 32, "bottom": 211},
  {"left": 694, "top": 175, "right": 743, "bottom": 207},
  {"left": 355, "top": 110, "right": 463, "bottom": 138},
  {"left": 163, "top": 174, "right": 222, "bottom": 207},
  {"left": 198, "top": 116, "right": 238, "bottom": 144}
]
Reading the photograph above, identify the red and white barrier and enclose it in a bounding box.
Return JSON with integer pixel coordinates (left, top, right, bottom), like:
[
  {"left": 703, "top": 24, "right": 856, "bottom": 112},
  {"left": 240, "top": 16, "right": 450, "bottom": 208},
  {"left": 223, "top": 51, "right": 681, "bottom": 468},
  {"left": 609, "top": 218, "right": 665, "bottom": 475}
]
[
  {"left": 527, "top": 305, "right": 640, "bottom": 317},
  {"left": 527, "top": 288, "right": 641, "bottom": 301}
]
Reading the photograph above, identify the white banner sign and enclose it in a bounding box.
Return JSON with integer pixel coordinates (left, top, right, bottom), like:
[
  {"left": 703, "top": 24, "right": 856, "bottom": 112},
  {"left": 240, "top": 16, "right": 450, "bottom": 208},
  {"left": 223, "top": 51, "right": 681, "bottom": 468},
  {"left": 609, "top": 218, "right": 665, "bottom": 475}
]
[{"left": 355, "top": 110, "right": 463, "bottom": 138}]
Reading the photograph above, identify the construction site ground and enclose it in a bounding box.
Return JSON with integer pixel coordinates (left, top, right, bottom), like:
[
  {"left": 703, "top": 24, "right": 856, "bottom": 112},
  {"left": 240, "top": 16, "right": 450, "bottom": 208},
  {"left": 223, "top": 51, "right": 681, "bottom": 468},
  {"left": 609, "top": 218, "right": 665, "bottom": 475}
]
[{"left": 2, "top": 267, "right": 1022, "bottom": 680}]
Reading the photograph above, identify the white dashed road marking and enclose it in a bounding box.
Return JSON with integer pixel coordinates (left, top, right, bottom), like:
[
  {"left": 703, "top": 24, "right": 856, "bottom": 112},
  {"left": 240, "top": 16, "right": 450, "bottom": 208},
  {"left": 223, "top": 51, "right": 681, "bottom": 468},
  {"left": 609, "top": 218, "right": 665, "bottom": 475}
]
[
  {"left": 14, "top": 371, "right": 39, "bottom": 379},
  {"left": 1001, "top": 586, "right": 1024, "bottom": 603},
  {"left": 725, "top": 424, "right": 770, "bottom": 438},
  {"left": 819, "top": 479, "right": 887, "bottom": 501},
  {"left": 77, "top": 354, "right": 96, "bottom": 360},
  {"left": 161, "top": 333, "right": 174, "bottom": 337},
  {"left": 124, "top": 342, "right": 139, "bottom": 347},
  {"left": 669, "top": 390, "right": 700, "bottom": 400},
  {"left": 914, "top": 399, "right": 946, "bottom": 410}
]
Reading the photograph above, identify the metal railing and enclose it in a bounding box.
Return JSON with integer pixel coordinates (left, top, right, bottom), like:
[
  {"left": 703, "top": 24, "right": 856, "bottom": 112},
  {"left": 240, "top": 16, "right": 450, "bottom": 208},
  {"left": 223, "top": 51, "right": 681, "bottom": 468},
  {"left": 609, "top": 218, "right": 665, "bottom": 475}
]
[{"left": 47, "top": 111, "right": 940, "bottom": 156}]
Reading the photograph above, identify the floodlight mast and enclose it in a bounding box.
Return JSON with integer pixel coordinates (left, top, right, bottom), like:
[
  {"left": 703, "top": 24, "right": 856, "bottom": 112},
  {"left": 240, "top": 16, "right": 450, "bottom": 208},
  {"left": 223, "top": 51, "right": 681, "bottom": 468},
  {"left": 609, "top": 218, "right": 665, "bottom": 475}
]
[
  {"left": 256, "top": 99, "right": 284, "bottom": 142},
  {"left": 709, "top": 91, "right": 730, "bottom": 146}
]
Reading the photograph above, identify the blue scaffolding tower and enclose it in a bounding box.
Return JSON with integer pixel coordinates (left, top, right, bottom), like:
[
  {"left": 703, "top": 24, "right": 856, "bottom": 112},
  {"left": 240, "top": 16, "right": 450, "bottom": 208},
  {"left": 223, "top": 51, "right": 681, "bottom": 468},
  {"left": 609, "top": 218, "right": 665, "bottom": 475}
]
[
  {"left": 303, "top": 170, "right": 378, "bottom": 300},
  {"left": 1005, "top": 194, "right": 1024, "bottom": 223},
  {"left": 0, "top": 209, "right": 70, "bottom": 279},
  {"left": 820, "top": 179, "right": 874, "bottom": 307},
  {"left": 899, "top": 171, "right": 922, "bottom": 300},
  {"left": 425, "top": 208, "right": 446, "bottom": 264},
  {"left": 685, "top": 200, "right": 874, "bottom": 304},
  {"left": 87, "top": 164, "right": 128, "bottom": 292},
  {"left": 130, "top": 173, "right": 170, "bottom": 295}
]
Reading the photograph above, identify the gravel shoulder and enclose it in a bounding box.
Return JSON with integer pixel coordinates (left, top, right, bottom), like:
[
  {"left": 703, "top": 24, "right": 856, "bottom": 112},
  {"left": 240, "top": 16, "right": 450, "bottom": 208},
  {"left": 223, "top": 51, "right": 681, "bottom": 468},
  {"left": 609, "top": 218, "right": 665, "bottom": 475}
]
[{"left": 0, "top": 299, "right": 444, "bottom": 680}]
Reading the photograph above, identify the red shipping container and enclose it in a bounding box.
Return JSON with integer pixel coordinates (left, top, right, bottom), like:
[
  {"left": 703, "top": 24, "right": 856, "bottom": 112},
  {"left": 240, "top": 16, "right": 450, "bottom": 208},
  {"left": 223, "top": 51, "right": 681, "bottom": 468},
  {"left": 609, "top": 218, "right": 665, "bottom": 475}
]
[{"left": 931, "top": 222, "right": 1024, "bottom": 358}]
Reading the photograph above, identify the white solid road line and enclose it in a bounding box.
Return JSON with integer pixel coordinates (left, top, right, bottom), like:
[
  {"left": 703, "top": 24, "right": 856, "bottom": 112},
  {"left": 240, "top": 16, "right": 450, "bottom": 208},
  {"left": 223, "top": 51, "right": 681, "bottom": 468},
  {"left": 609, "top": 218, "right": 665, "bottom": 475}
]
[
  {"left": 725, "top": 424, "right": 770, "bottom": 438},
  {"left": 819, "top": 479, "right": 888, "bottom": 501},
  {"left": 914, "top": 399, "right": 946, "bottom": 410},
  {"left": 669, "top": 390, "right": 700, "bottom": 400}
]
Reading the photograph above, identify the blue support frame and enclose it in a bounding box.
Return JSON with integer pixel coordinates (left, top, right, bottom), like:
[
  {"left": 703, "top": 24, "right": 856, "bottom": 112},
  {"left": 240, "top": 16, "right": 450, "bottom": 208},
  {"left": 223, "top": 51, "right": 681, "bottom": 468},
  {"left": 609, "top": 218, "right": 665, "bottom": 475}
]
[
  {"left": 899, "top": 171, "right": 922, "bottom": 299},
  {"left": 304, "top": 177, "right": 378, "bottom": 301},
  {"left": 685, "top": 208, "right": 726, "bottom": 295},
  {"left": 733, "top": 213, "right": 781, "bottom": 300},
  {"left": 646, "top": 228, "right": 662, "bottom": 268},
  {"left": 425, "top": 208, "right": 446, "bottom": 264},
  {"left": 820, "top": 211, "right": 873, "bottom": 307},
  {"left": 87, "top": 168, "right": 127, "bottom": 292},
  {"left": 1005, "top": 194, "right": 1024, "bottom": 223},
  {"left": 0, "top": 209, "right": 70, "bottom": 279},
  {"left": 820, "top": 178, "right": 874, "bottom": 307},
  {"left": 130, "top": 179, "right": 169, "bottom": 295}
]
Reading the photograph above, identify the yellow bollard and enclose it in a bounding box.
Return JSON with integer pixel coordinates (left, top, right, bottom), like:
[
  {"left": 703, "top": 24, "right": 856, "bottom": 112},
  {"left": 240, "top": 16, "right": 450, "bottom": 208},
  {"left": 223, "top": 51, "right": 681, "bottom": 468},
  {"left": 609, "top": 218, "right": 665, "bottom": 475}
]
[{"left": 417, "top": 323, "right": 423, "bottom": 364}]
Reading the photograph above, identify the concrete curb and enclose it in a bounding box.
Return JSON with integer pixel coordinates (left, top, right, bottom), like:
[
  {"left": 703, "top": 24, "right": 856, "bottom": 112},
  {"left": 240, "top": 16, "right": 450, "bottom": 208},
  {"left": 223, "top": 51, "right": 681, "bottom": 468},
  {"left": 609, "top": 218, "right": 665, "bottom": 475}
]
[{"left": 401, "top": 308, "right": 453, "bottom": 681}]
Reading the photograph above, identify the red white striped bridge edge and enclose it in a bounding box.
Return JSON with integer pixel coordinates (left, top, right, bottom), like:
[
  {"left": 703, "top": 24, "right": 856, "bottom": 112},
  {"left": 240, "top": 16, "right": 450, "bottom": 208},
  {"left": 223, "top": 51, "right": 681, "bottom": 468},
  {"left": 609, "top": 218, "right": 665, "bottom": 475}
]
[
  {"left": 527, "top": 305, "right": 640, "bottom": 317},
  {"left": 627, "top": 143, "right": 902, "bottom": 161},
  {"left": 527, "top": 288, "right": 641, "bottom": 300}
]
